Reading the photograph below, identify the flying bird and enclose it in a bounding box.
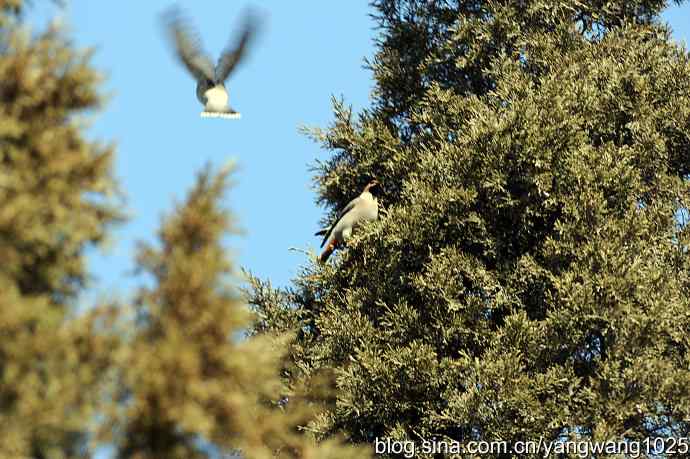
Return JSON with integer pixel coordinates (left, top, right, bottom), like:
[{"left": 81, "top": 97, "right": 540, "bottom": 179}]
[
  {"left": 162, "top": 5, "right": 259, "bottom": 119},
  {"left": 315, "top": 180, "right": 380, "bottom": 263}
]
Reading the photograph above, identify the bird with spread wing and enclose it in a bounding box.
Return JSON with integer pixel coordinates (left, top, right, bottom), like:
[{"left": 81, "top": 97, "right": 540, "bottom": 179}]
[{"left": 162, "top": 5, "right": 259, "bottom": 119}]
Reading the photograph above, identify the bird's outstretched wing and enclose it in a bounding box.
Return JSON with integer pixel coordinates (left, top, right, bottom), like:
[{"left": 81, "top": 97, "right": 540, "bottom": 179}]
[
  {"left": 215, "top": 9, "right": 260, "bottom": 83},
  {"left": 162, "top": 6, "right": 215, "bottom": 82},
  {"left": 317, "top": 197, "right": 359, "bottom": 248}
]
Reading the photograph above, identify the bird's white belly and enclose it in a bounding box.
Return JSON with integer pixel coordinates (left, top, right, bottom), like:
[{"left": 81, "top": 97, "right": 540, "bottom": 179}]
[
  {"left": 328, "top": 193, "right": 379, "bottom": 247},
  {"left": 361, "top": 201, "right": 378, "bottom": 222},
  {"left": 330, "top": 214, "right": 351, "bottom": 244},
  {"left": 204, "top": 85, "right": 229, "bottom": 111}
]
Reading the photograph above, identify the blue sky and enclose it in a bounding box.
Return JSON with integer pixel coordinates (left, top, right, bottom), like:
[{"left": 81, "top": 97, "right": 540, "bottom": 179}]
[
  {"left": 27, "top": 2, "right": 690, "bottom": 300},
  {"left": 31, "top": 1, "right": 377, "bottom": 298}
]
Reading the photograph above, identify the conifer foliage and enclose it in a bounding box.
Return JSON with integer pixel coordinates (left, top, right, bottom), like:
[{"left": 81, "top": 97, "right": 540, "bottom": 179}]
[
  {"left": 250, "top": 0, "right": 690, "bottom": 456},
  {"left": 112, "top": 166, "right": 369, "bottom": 459},
  {"left": 0, "top": 2, "right": 121, "bottom": 457}
]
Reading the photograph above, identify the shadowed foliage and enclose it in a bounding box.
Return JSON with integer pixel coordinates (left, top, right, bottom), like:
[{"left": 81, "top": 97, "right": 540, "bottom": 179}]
[{"left": 249, "top": 0, "right": 690, "bottom": 457}]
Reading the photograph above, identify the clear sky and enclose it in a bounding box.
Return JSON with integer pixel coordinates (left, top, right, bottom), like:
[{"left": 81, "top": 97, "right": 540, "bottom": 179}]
[
  {"left": 30, "top": 0, "right": 377, "bottom": 299},
  {"left": 27, "top": 2, "right": 690, "bottom": 299}
]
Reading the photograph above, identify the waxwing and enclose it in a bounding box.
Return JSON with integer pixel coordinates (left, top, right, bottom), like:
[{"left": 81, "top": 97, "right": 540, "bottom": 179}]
[{"left": 315, "top": 180, "right": 380, "bottom": 263}]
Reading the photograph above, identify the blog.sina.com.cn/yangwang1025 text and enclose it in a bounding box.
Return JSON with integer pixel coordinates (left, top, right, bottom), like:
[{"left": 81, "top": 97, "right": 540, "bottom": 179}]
[{"left": 374, "top": 436, "right": 690, "bottom": 458}]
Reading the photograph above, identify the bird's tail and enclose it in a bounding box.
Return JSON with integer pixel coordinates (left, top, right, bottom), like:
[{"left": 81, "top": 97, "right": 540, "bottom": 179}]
[
  {"left": 201, "top": 111, "right": 241, "bottom": 119},
  {"left": 319, "top": 241, "right": 336, "bottom": 263},
  {"left": 315, "top": 228, "right": 330, "bottom": 248}
]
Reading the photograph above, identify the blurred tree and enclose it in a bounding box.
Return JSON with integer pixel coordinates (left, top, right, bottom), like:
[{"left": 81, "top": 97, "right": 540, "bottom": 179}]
[
  {"left": 249, "top": 0, "right": 690, "bottom": 457},
  {"left": 0, "top": 0, "right": 22, "bottom": 21},
  {"left": 112, "top": 165, "right": 369, "bottom": 459},
  {"left": 0, "top": 1, "right": 122, "bottom": 457},
  {"left": 2, "top": 2, "right": 367, "bottom": 458}
]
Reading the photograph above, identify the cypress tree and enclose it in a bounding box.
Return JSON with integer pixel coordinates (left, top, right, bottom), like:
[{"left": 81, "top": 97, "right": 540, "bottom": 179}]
[
  {"left": 113, "top": 165, "right": 369, "bottom": 459},
  {"left": 249, "top": 0, "right": 690, "bottom": 456},
  {"left": 0, "top": 1, "right": 122, "bottom": 457}
]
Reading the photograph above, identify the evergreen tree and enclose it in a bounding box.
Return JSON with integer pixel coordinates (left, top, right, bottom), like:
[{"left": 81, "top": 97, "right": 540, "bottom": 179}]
[
  {"left": 0, "top": 1, "right": 122, "bottom": 457},
  {"left": 112, "top": 165, "right": 369, "bottom": 459},
  {"left": 250, "top": 0, "right": 690, "bottom": 457},
  {"left": 3, "top": 3, "right": 365, "bottom": 457}
]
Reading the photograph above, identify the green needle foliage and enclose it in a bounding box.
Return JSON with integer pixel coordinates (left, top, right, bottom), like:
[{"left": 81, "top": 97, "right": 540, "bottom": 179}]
[
  {"left": 0, "top": 3, "right": 121, "bottom": 458},
  {"left": 112, "top": 165, "right": 370, "bottom": 459},
  {"left": 249, "top": 0, "right": 690, "bottom": 457}
]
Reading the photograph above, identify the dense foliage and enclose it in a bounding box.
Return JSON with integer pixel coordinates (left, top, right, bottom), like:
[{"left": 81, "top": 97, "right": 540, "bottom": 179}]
[{"left": 249, "top": 0, "right": 690, "bottom": 457}]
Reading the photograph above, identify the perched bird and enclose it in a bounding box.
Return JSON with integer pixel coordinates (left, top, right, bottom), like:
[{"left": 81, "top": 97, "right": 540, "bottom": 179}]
[
  {"left": 162, "top": 5, "right": 259, "bottom": 119},
  {"left": 315, "top": 180, "right": 380, "bottom": 263}
]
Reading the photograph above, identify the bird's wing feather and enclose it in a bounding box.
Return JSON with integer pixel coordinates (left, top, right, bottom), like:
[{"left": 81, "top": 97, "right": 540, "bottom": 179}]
[
  {"left": 162, "top": 6, "right": 215, "bottom": 82},
  {"left": 215, "top": 10, "right": 259, "bottom": 83},
  {"left": 320, "top": 197, "right": 359, "bottom": 248}
]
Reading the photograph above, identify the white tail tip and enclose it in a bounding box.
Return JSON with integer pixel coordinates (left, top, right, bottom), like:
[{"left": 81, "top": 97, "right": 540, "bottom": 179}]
[{"left": 200, "top": 111, "right": 241, "bottom": 119}]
